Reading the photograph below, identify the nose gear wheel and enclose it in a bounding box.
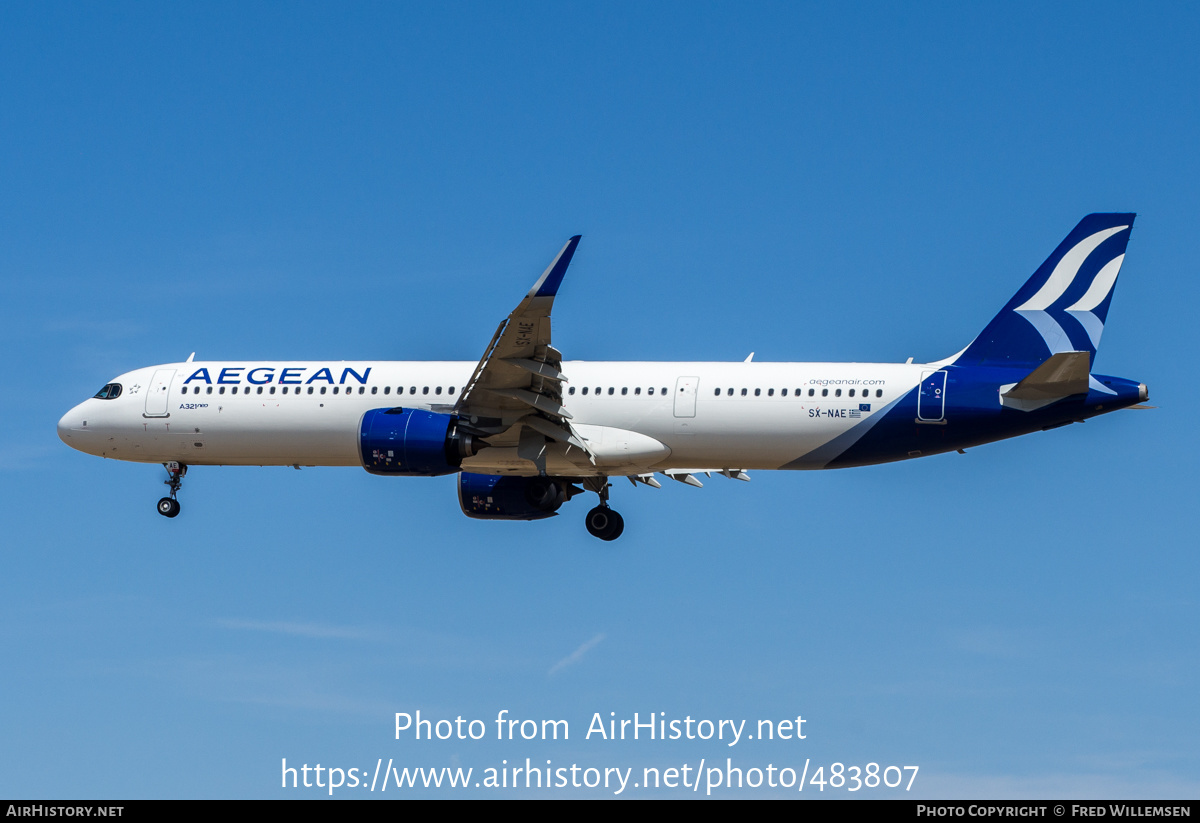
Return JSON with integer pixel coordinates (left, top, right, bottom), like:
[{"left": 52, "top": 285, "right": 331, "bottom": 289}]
[{"left": 157, "top": 462, "right": 187, "bottom": 518}]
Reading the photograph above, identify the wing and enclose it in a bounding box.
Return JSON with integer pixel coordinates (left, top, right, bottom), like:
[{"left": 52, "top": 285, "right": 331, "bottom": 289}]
[{"left": 453, "top": 236, "right": 592, "bottom": 471}]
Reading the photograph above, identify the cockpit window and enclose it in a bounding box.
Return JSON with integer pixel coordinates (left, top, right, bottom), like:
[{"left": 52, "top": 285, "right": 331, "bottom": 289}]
[{"left": 93, "top": 383, "right": 122, "bottom": 400}]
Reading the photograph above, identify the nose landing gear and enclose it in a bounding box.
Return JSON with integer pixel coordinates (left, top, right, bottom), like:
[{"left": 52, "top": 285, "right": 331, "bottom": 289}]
[{"left": 157, "top": 462, "right": 187, "bottom": 518}]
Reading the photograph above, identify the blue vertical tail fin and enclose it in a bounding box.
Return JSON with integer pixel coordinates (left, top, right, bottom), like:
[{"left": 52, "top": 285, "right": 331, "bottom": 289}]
[{"left": 953, "top": 213, "right": 1135, "bottom": 369}]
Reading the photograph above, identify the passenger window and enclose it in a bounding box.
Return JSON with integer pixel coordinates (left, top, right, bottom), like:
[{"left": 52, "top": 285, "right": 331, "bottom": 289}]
[
  {"left": 384, "top": 386, "right": 390, "bottom": 395},
  {"left": 648, "top": 387, "right": 654, "bottom": 395},
  {"left": 781, "top": 388, "right": 788, "bottom": 396},
  {"left": 333, "top": 387, "right": 339, "bottom": 395},
  {"left": 607, "top": 387, "right": 614, "bottom": 395},
  {"left": 754, "top": 388, "right": 761, "bottom": 396},
  {"left": 307, "top": 386, "right": 314, "bottom": 395},
  {"left": 876, "top": 389, "right": 883, "bottom": 397},
  {"left": 410, "top": 387, "right": 417, "bottom": 395},
  {"left": 320, "top": 387, "right": 327, "bottom": 395},
  {"left": 206, "top": 386, "right": 213, "bottom": 395},
  {"left": 569, "top": 387, "right": 576, "bottom": 395},
  {"left": 270, "top": 386, "right": 276, "bottom": 395},
  {"left": 371, "top": 386, "right": 378, "bottom": 395},
  {"left": 835, "top": 389, "right": 841, "bottom": 397},
  {"left": 422, "top": 387, "right": 429, "bottom": 395},
  {"left": 257, "top": 386, "right": 264, "bottom": 395},
  {"left": 821, "top": 389, "right": 828, "bottom": 397},
  {"left": 635, "top": 387, "right": 641, "bottom": 395},
  {"left": 621, "top": 387, "right": 627, "bottom": 396},
  {"left": 449, "top": 387, "right": 456, "bottom": 394},
  {"left": 741, "top": 388, "right": 747, "bottom": 396},
  {"left": 714, "top": 388, "right": 720, "bottom": 396},
  {"left": 581, "top": 387, "right": 588, "bottom": 395},
  {"left": 435, "top": 386, "right": 442, "bottom": 395}
]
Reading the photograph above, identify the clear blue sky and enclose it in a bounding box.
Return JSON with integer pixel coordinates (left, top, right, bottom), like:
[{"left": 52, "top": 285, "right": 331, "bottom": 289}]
[{"left": 2, "top": 2, "right": 1196, "bottom": 798}]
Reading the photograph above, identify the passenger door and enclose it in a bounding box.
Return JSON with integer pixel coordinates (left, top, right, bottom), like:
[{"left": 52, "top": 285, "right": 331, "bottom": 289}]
[
  {"left": 144, "top": 369, "right": 176, "bottom": 418},
  {"left": 917, "top": 370, "right": 946, "bottom": 423}
]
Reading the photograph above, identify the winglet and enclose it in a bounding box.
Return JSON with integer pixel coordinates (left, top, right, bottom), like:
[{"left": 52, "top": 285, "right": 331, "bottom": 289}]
[{"left": 528, "top": 235, "right": 581, "bottom": 298}]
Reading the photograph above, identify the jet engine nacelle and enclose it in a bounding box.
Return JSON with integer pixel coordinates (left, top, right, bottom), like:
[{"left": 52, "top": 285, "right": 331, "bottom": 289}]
[
  {"left": 359, "top": 408, "right": 479, "bottom": 476},
  {"left": 458, "top": 472, "right": 569, "bottom": 520}
]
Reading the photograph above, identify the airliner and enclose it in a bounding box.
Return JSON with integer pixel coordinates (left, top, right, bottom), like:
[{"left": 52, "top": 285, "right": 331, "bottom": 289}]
[{"left": 57, "top": 214, "right": 1147, "bottom": 540}]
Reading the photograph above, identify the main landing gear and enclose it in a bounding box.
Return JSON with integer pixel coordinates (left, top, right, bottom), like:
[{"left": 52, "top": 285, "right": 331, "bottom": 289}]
[
  {"left": 583, "top": 478, "right": 624, "bottom": 541},
  {"left": 157, "top": 461, "right": 187, "bottom": 518}
]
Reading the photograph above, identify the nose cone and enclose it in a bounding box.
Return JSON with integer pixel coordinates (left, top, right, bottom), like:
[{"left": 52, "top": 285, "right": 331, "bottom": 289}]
[{"left": 57, "top": 404, "right": 87, "bottom": 450}]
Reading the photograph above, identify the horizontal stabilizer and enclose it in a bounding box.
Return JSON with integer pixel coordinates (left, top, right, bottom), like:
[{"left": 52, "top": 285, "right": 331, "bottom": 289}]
[{"left": 999, "top": 351, "right": 1090, "bottom": 411}]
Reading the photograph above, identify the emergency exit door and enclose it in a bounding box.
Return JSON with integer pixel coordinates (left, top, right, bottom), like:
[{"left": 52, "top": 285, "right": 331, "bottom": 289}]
[{"left": 673, "top": 376, "right": 699, "bottom": 418}]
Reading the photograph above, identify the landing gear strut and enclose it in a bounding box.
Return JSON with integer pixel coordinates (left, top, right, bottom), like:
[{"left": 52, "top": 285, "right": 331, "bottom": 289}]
[
  {"left": 583, "top": 478, "right": 624, "bottom": 541},
  {"left": 157, "top": 461, "right": 186, "bottom": 518}
]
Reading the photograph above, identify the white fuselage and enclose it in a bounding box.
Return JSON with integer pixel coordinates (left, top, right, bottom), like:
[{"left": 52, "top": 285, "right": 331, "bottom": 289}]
[{"left": 57, "top": 360, "right": 926, "bottom": 474}]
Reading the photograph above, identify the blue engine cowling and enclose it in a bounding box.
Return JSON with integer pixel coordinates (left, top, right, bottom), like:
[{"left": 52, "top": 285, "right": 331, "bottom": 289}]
[
  {"left": 458, "top": 473, "right": 569, "bottom": 520},
  {"left": 360, "top": 408, "right": 478, "bottom": 476}
]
